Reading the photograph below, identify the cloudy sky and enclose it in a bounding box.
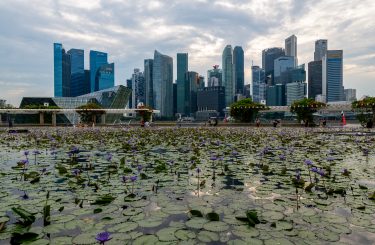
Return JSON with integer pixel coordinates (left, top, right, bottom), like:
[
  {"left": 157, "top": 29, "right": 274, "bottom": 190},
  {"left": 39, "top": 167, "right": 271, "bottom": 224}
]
[{"left": 0, "top": 0, "right": 374, "bottom": 106}]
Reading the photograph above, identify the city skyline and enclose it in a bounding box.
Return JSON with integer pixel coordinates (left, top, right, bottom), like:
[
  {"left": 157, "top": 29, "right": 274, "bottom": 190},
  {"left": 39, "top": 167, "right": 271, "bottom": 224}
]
[{"left": 1, "top": 0, "right": 375, "bottom": 105}]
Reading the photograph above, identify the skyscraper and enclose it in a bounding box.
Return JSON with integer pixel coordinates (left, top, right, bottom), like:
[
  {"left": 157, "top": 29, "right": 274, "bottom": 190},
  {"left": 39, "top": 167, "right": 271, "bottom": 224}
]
[
  {"left": 54, "top": 43, "right": 71, "bottom": 97},
  {"left": 95, "top": 63, "right": 114, "bottom": 91},
  {"left": 233, "top": 46, "right": 244, "bottom": 94},
  {"left": 207, "top": 65, "right": 222, "bottom": 87},
  {"left": 67, "top": 49, "right": 85, "bottom": 97},
  {"left": 176, "top": 53, "right": 188, "bottom": 115},
  {"left": 251, "top": 66, "right": 266, "bottom": 103},
  {"left": 90, "top": 50, "right": 108, "bottom": 92},
  {"left": 308, "top": 61, "right": 322, "bottom": 99},
  {"left": 322, "top": 50, "right": 344, "bottom": 102},
  {"left": 286, "top": 82, "right": 307, "bottom": 105},
  {"left": 144, "top": 59, "right": 154, "bottom": 108},
  {"left": 222, "top": 45, "right": 234, "bottom": 106},
  {"left": 187, "top": 71, "right": 199, "bottom": 115},
  {"left": 153, "top": 50, "right": 173, "bottom": 118},
  {"left": 273, "top": 56, "right": 295, "bottom": 78},
  {"left": 285, "top": 35, "right": 297, "bottom": 66},
  {"left": 314, "top": 39, "right": 328, "bottom": 61},
  {"left": 131, "top": 69, "right": 145, "bottom": 108},
  {"left": 344, "top": 89, "right": 356, "bottom": 102},
  {"left": 262, "top": 47, "right": 285, "bottom": 85}
]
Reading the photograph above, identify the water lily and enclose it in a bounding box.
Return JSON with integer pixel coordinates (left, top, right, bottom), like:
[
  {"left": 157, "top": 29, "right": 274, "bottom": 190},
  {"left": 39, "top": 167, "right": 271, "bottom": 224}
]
[
  {"left": 137, "top": 164, "right": 143, "bottom": 173},
  {"left": 72, "top": 169, "right": 80, "bottom": 177},
  {"left": 279, "top": 154, "right": 286, "bottom": 161},
  {"left": 304, "top": 159, "right": 313, "bottom": 166},
  {"left": 24, "top": 150, "right": 29, "bottom": 158},
  {"left": 130, "top": 175, "right": 137, "bottom": 182},
  {"left": 95, "top": 232, "right": 112, "bottom": 245}
]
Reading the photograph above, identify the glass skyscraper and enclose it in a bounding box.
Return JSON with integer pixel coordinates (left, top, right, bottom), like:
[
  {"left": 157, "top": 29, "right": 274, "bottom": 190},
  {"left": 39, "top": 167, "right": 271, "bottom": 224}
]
[
  {"left": 207, "top": 65, "right": 222, "bottom": 87},
  {"left": 90, "top": 50, "right": 108, "bottom": 92},
  {"left": 95, "top": 63, "right": 114, "bottom": 91},
  {"left": 131, "top": 68, "right": 145, "bottom": 108},
  {"left": 251, "top": 66, "right": 266, "bottom": 103},
  {"left": 323, "top": 50, "right": 344, "bottom": 102},
  {"left": 54, "top": 43, "right": 71, "bottom": 97},
  {"left": 153, "top": 50, "right": 173, "bottom": 118},
  {"left": 308, "top": 61, "right": 322, "bottom": 100},
  {"left": 233, "top": 46, "right": 244, "bottom": 95},
  {"left": 262, "top": 47, "right": 285, "bottom": 85},
  {"left": 144, "top": 59, "right": 154, "bottom": 108},
  {"left": 273, "top": 56, "right": 295, "bottom": 78},
  {"left": 67, "top": 49, "right": 85, "bottom": 97},
  {"left": 176, "top": 53, "right": 188, "bottom": 115},
  {"left": 222, "top": 45, "right": 234, "bottom": 106},
  {"left": 285, "top": 35, "right": 298, "bottom": 66},
  {"left": 314, "top": 39, "right": 328, "bottom": 61}
]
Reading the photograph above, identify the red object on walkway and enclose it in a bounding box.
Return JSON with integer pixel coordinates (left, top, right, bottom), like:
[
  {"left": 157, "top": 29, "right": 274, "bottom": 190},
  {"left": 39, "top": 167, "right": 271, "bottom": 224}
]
[{"left": 341, "top": 111, "right": 346, "bottom": 126}]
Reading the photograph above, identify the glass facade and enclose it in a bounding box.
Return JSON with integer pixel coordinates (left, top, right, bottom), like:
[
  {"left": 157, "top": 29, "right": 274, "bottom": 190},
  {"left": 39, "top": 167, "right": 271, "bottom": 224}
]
[
  {"left": 308, "top": 61, "right": 322, "bottom": 99},
  {"left": 262, "top": 47, "right": 285, "bottom": 85},
  {"left": 144, "top": 59, "right": 154, "bottom": 108},
  {"left": 285, "top": 35, "right": 297, "bottom": 65},
  {"left": 251, "top": 66, "right": 266, "bottom": 103},
  {"left": 131, "top": 69, "right": 145, "bottom": 108},
  {"left": 177, "top": 53, "right": 188, "bottom": 115},
  {"left": 314, "top": 39, "right": 328, "bottom": 62},
  {"left": 67, "top": 49, "right": 85, "bottom": 97},
  {"left": 233, "top": 46, "right": 244, "bottom": 94},
  {"left": 96, "top": 63, "right": 114, "bottom": 91},
  {"left": 222, "top": 45, "right": 234, "bottom": 106},
  {"left": 266, "top": 84, "right": 285, "bottom": 106},
  {"left": 286, "top": 82, "right": 307, "bottom": 105},
  {"left": 197, "top": 86, "right": 225, "bottom": 116},
  {"left": 153, "top": 50, "right": 173, "bottom": 118},
  {"left": 90, "top": 50, "right": 108, "bottom": 92},
  {"left": 323, "top": 50, "right": 343, "bottom": 102},
  {"left": 207, "top": 66, "right": 222, "bottom": 87},
  {"left": 274, "top": 56, "right": 295, "bottom": 78},
  {"left": 54, "top": 43, "right": 71, "bottom": 97}
]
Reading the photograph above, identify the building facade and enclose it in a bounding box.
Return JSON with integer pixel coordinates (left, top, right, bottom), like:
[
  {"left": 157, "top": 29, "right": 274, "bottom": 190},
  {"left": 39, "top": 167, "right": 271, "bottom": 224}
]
[
  {"left": 176, "top": 53, "right": 189, "bottom": 115},
  {"left": 197, "top": 86, "right": 226, "bottom": 116},
  {"left": 233, "top": 46, "right": 244, "bottom": 94},
  {"left": 144, "top": 59, "right": 154, "bottom": 108},
  {"left": 207, "top": 65, "right": 222, "bottom": 87},
  {"left": 285, "top": 35, "right": 297, "bottom": 66},
  {"left": 131, "top": 69, "right": 145, "bottom": 108},
  {"left": 274, "top": 56, "right": 295, "bottom": 78},
  {"left": 153, "top": 50, "right": 173, "bottom": 118},
  {"left": 344, "top": 89, "right": 357, "bottom": 102},
  {"left": 322, "top": 50, "right": 344, "bottom": 102},
  {"left": 286, "top": 82, "right": 307, "bottom": 105},
  {"left": 314, "top": 39, "right": 328, "bottom": 61},
  {"left": 308, "top": 61, "right": 322, "bottom": 99},
  {"left": 267, "top": 84, "right": 285, "bottom": 106},
  {"left": 262, "top": 47, "right": 285, "bottom": 85},
  {"left": 222, "top": 45, "right": 234, "bottom": 106},
  {"left": 95, "top": 63, "right": 114, "bottom": 91},
  {"left": 90, "top": 50, "right": 108, "bottom": 92},
  {"left": 251, "top": 66, "right": 266, "bottom": 103},
  {"left": 67, "top": 49, "right": 85, "bottom": 97},
  {"left": 54, "top": 43, "right": 71, "bottom": 97}
]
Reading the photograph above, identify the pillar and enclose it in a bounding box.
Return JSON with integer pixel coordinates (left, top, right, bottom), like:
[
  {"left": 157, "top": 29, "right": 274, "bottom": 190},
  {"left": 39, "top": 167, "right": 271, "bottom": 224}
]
[
  {"left": 101, "top": 114, "right": 106, "bottom": 125},
  {"left": 52, "top": 112, "right": 57, "bottom": 127},
  {"left": 39, "top": 112, "right": 44, "bottom": 125}
]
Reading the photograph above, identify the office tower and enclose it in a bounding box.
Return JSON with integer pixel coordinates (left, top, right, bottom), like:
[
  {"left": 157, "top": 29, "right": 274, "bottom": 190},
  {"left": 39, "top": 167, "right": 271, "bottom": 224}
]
[
  {"left": 277, "top": 64, "right": 306, "bottom": 85},
  {"left": 54, "top": 43, "right": 71, "bottom": 97},
  {"left": 222, "top": 45, "right": 234, "bottom": 106},
  {"left": 198, "top": 76, "right": 205, "bottom": 89},
  {"left": 285, "top": 35, "right": 297, "bottom": 66},
  {"left": 308, "top": 61, "right": 322, "bottom": 99},
  {"left": 173, "top": 83, "right": 177, "bottom": 116},
  {"left": 144, "top": 59, "right": 154, "bottom": 108},
  {"left": 344, "top": 89, "right": 357, "bottom": 102},
  {"left": 153, "top": 50, "right": 173, "bottom": 118},
  {"left": 322, "top": 50, "right": 344, "bottom": 102},
  {"left": 126, "top": 79, "right": 132, "bottom": 108},
  {"left": 314, "top": 39, "right": 328, "bottom": 61},
  {"left": 90, "top": 50, "right": 108, "bottom": 92},
  {"left": 95, "top": 63, "right": 114, "bottom": 91},
  {"left": 251, "top": 66, "right": 266, "bottom": 103},
  {"left": 286, "top": 82, "right": 307, "bottom": 105},
  {"left": 131, "top": 69, "right": 145, "bottom": 109},
  {"left": 197, "top": 86, "right": 226, "bottom": 116},
  {"left": 0, "top": 99, "right": 5, "bottom": 108},
  {"left": 273, "top": 56, "right": 295, "bottom": 78},
  {"left": 207, "top": 65, "right": 222, "bottom": 87},
  {"left": 266, "top": 84, "right": 285, "bottom": 106},
  {"left": 244, "top": 84, "right": 251, "bottom": 98},
  {"left": 262, "top": 47, "right": 285, "bottom": 85},
  {"left": 83, "top": 70, "right": 91, "bottom": 95},
  {"left": 186, "top": 71, "right": 200, "bottom": 115},
  {"left": 176, "top": 53, "right": 188, "bottom": 114},
  {"left": 67, "top": 49, "right": 85, "bottom": 97},
  {"left": 233, "top": 46, "right": 244, "bottom": 94}
]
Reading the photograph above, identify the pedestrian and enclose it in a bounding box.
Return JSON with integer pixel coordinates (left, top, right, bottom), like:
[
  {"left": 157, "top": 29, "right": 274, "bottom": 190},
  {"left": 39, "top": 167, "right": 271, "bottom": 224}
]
[{"left": 256, "top": 118, "right": 260, "bottom": 127}]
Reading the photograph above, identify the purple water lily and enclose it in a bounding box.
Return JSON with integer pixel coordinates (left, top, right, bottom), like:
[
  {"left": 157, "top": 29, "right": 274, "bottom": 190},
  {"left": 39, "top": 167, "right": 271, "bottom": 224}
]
[
  {"left": 304, "top": 159, "right": 313, "bottom": 166},
  {"left": 196, "top": 168, "right": 201, "bottom": 174},
  {"left": 210, "top": 155, "right": 217, "bottom": 161},
  {"left": 24, "top": 150, "right": 29, "bottom": 157},
  {"left": 279, "top": 154, "right": 286, "bottom": 161},
  {"left": 130, "top": 175, "right": 137, "bottom": 182},
  {"left": 311, "top": 167, "right": 318, "bottom": 173},
  {"left": 122, "top": 176, "right": 128, "bottom": 183},
  {"left": 317, "top": 169, "right": 325, "bottom": 177},
  {"left": 95, "top": 232, "right": 112, "bottom": 245},
  {"left": 137, "top": 164, "right": 143, "bottom": 172},
  {"left": 72, "top": 169, "right": 80, "bottom": 176}
]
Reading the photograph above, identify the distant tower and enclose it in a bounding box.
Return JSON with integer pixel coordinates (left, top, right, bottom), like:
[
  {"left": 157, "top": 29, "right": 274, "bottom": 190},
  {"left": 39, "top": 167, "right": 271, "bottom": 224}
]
[
  {"left": 285, "top": 35, "right": 298, "bottom": 66},
  {"left": 233, "top": 46, "right": 244, "bottom": 94},
  {"left": 314, "top": 39, "right": 328, "bottom": 61},
  {"left": 222, "top": 45, "right": 234, "bottom": 106}
]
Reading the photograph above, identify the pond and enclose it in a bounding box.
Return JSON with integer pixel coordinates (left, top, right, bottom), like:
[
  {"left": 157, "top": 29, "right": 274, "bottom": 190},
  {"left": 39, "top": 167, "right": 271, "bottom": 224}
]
[{"left": 0, "top": 127, "right": 374, "bottom": 244}]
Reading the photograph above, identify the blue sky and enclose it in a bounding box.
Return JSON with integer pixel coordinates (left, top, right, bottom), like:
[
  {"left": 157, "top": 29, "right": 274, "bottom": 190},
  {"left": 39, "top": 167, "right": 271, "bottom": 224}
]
[{"left": 0, "top": 0, "right": 374, "bottom": 106}]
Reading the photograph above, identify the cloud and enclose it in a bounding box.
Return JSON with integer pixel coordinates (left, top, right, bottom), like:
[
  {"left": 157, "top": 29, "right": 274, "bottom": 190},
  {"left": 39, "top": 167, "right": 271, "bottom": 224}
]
[{"left": 0, "top": 0, "right": 375, "bottom": 106}]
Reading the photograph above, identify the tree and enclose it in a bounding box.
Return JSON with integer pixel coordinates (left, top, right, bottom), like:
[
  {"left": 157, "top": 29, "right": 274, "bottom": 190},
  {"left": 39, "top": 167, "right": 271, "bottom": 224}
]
[
  {"left": 290, "top": 98, "right": 326, "bottom": 127},
  {"left": 352, "top": 97, "right": 375, "bottom": 128},
  {"left": 230, "top": 98, "right": 267, "bottom": 122},
  {"left": 76, "top": 103, "right": 105, "bottom": 124},
  {"left": 137, "top": 105, "right": 153, "bottom": 123}
]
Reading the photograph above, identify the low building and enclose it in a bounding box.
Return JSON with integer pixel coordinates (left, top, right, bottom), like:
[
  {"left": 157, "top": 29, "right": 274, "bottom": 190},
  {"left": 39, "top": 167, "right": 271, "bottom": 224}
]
[{"left": 197, "top": 86, "right": 225, "bottom": 117}]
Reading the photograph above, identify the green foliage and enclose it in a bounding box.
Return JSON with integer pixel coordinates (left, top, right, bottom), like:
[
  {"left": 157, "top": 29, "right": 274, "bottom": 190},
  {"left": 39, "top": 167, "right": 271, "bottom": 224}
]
[
  {"left": 230, "top": 98, "right": 267, "bottom": 122},
  {"left": 290, "top": 98, "right": 326, "bottom": 126},
  {"left": 352, "top": 97, "right": 375, "bottom": 127},
  {"left": 92, "top": 194, "right": 115, "bottom": 205},
  {"left": 235, "top": 210, "right": 260, "bottom": 227},
  {"left": 137, "top": 105, "right": 153, "bottom": 122},
  {"left": 11, "top": 207, "right": 36, "bottom": 226},
  {"left": 76, "top": 103, "right": 105, "bottom": 123},
  {"left": 352, "top": 97, "right": 375, "bottom": 109},
  {"left": 206, "top": 212, "right": 220, "bottom": 221}
]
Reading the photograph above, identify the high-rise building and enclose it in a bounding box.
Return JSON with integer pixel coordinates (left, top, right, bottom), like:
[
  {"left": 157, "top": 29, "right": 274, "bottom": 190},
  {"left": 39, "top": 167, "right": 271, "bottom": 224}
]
[
  {"left": 344, "top": 89, "right": 357, "bottom": 102},
  {"left": 84, "top": 70, "right": 91, "bottom": 95},
  {"left": 176, "top": 53, "right": 188, "bottom": 115},
  {"left": 308, "top": 61, "right": 322, "bottom": 99},
  {"left": 207, "top": 65, "right": 222, "bottom": 87},
  {"left": 285, "top": 35, "right": 297, "bottom": 66},
  {"left": 286, "top": 82, "right": 307, "bottom": 105},
  {"left": 126, "top": 78, "right": 132, "bottom": 109},
  {"left": 266, "top": 84, "right": 285, "bottom": 106},
  {"left": 95, "top": 63, "right": 114, "bottom": 91},
  {"left": 314, "top": 39, "right": 328, "bottom": 61},
  {"left": 322, "top": 50, "right": 344, "bottom": 102},
  {"left": 90, "top": 50, "right": 108, "bottom": 92},
  {"left": 274, "top": 56, "right": 295, "bottom": 78},
  {"left": 187, "top": 71, "right": 199, "bottom": 115},
  {"left": 67, "top": 49, "right": 85, "bottom": 97},
  {"left": 233, "top": 46, "right": 244, "bottom": 94},
  {"left": 54, "top": 43, "right": 71, "bottom": 97},
  {"left": 144, "top": 59, "right": 154, "bottom": 108},
  {"left": 262, "top": 47, "right": 285, "bottom": 85},
  {"left": 131, "top": 69, "right": 145, "bottom": 108},
  {"left": 198, "top": 76, "right": 205, "bottom": 90},
  {"left": 173, "top": 83, "right": 177, "bottom": 116},
  {"left": 251, "top": 66, "right": 266, "bottom": 104},
  {"left": 153, "top": 50, "right": 173, "bottom": 118},
  {"left": 197, "top": 86, "right": 226, "bottom": 116},
  {"left": 276, "top": 64, "right": 306, "bottom": 85},
  {"left": 222, "top": 45, "right": 234, "bottom": 106}
]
